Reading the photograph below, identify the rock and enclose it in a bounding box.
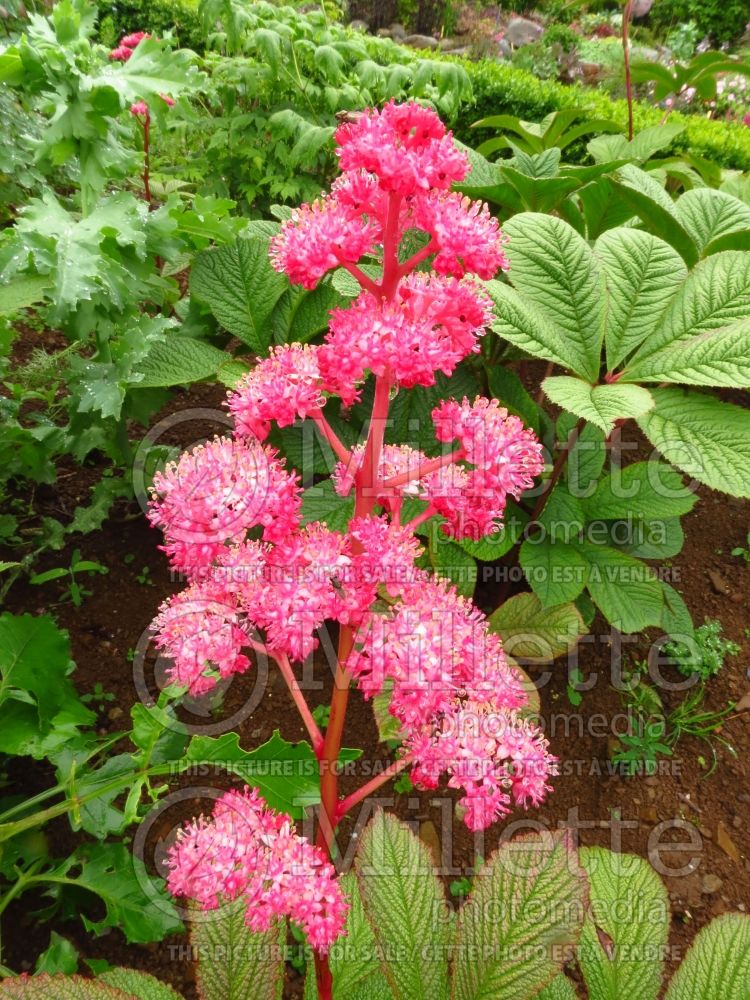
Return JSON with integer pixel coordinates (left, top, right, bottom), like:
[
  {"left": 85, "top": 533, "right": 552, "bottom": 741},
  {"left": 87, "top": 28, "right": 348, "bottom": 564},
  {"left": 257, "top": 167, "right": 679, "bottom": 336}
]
[
  {"left": 631, "top": 0, "right": 654, "bottom": 16},
  {"left": 717, "top": 821, "right": 741, "bottom": 862},
  {"left": 438, "top": 36, "right": 459, "bottom": 50},
  {"left": 348, "top": 19, "right": 369, "bottom": 32},
  {"left": 505, "top": 17, "right": 543, "bottom": 48},
  {"left": 376, "top": 27, "right": 393, "bottom": 37},
  {"left": 496, "top": 38, "right": 512, "bottom": 59},
  {"left": 708, "top": 569, "right": 731, "bottom": 595},
  {"left": 640, "top": 805, "right": 658, "bottom": 823},
  {"left": 444, "top": 46, "right": 472, "bottom": 57},
  {"left": 404, "top": 33, "right": 439, "bottom": 50},
  {"left": 701, "top": 873, "right": 723, "bottom": 894},
  {"left": 579, "top": 61, "right": 607, "bottom": 84},
  {"left": 388, "top": 22, "right": 406, "bottom": 39}
]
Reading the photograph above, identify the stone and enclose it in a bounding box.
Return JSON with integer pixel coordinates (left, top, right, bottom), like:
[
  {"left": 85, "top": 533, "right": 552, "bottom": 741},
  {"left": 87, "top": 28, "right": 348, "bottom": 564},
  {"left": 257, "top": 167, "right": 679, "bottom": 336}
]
[
  {"left": 505, "top": 17, "right": 543, "bottom": 48},
  {"left": 708, "top": 569, "right": 731, "bottom": 595},
  {"left": 631, "top": 0, "right": 654, "bottom": 17},
  {"left": 348, "top": 19, "right": 369, "bottom": 32},
  {"left": 404, "top": 33, "right": 439, "bottom": 50},
  {"left": 444, "top": 46, "right": 472, "bottom": 57},
  {"left": 388, "top": 22, "right": 406, "bottom": 39},
  {"left": 701, "top": 873, "right": 723, "bottom": 895},
  {"left": 496, "top": 38, "right": 512, "bottom": 60},
  {"left": 438, "top": 36, "right": 459, "bottom": 50}
]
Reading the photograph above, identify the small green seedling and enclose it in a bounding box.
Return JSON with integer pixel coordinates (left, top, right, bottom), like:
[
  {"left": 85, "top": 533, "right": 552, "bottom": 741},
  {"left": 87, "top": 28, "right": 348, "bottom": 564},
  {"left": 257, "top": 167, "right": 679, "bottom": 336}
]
[{"left": 30, "top": 548, "right": 108, "bottom": 606}]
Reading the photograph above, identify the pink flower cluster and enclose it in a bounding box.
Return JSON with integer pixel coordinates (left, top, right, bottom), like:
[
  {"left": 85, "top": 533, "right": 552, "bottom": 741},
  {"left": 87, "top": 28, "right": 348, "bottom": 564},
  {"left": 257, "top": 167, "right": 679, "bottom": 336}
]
[
  {"left": 347, "top": 574, "right": 556, "bottom": 830},
  {"left": 109, "top": 31, "right": 150, "bottom": 62},
  {"left": 269, "top": 101, "right": 508, "bottom": 396},
  {"left": 167, "top": 787, "right": 348, "bottom": 951}
]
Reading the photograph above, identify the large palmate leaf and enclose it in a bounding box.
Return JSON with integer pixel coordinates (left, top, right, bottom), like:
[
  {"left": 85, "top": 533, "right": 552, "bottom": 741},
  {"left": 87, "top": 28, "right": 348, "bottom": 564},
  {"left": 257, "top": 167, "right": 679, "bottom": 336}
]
[
  {"left": 190, "top": 235, "right": 288, "bottom": 354},
  {"left": 501, "top": 214, "right": 604, "bottom": 381},
  {"left": 534, "top": 977, "right": 578, "bottom": 1000},
  {"left": 579, "top": 847, "right": 669, "bottom": 1000},
  {"left": 574, "top": 543, "right": 663, "bottom": 633},
  {"left": 594, "top": 229, "right": 687, "bottom": 370},
  {"left": 673, "top": 189, "right": 750, "bottom": 257},
  {"left": 628, "top": 251, "right": 750, "bottom": 361},
  {"left": 520, "top": 537, "right": 588, "bottom": 609},
  {"left": 0, "top": 977, "right": 128, "bottom": 999},
  {"left": 623, "top": 318, "right": 750, "bottom": 388},
  {"left": 271, "top": 281, "right": 342, "bottom": 345},
  {"left": 105, "top": 37, "right": 200, "bottom": 102},
  {"left": 487, "top": 281, "right": 580, "bottom": 372},
  {"left": 191, "top": 899, "right": 284, "bottom": 1000},
  {"left": 451, "top": 831, "right": 586, "bottom": 1000},
  {"left": 488, "top": 592, "right": 585, "bottom": 662},
  {"left": 542, "top": 377, "right": 654, "bottom": 434},
  {"left": 355, "top": 812, "right": 450, "bottom": 1000},
  {"left": 664, "top": 914, "right": 750, "bottom": 1000},
  {"left": 637, "top": 387, "right": 750, "bottom": 497},
  {"left": 0, "top": 275, "right": 49, "bottom": 315},
  {"left": 99, "top": 969, "right": 185, "bottom": 1000}
]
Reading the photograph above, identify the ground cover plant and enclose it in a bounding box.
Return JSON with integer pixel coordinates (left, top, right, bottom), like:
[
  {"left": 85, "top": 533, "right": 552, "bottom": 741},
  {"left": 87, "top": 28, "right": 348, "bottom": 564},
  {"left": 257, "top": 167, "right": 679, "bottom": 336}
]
[{"left": 1, "top": 0, "right": 750, "bottom": 994}]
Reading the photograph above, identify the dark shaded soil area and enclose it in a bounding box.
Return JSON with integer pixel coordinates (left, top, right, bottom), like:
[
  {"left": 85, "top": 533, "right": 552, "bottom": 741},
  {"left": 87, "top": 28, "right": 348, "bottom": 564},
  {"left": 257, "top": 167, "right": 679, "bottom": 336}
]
[{"left": 2, "top": 381, "right": 749, "bottom": 997}]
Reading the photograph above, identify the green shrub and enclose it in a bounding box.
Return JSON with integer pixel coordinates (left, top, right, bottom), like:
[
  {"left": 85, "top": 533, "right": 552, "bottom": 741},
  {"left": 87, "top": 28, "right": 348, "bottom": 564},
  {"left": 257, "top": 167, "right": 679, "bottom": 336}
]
[
  {"left": 663, "top": 618, "right": 740, "bottom": 681},
  {"left": 650, "top": 0, "right": 748, "bottom": 46},
  {"left": 444, "top": 55, "right": 750, "bottom": 170},
  {"left": 103, "top": 0, "right": 205, "bottom": 51}
]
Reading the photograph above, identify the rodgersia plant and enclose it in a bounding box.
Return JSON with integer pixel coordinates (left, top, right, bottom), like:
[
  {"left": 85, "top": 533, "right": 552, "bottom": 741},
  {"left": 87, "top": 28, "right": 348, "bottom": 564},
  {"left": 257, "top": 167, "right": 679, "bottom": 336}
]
[{"left": 147, "top": 102, "right": 555, "bottom": 996}]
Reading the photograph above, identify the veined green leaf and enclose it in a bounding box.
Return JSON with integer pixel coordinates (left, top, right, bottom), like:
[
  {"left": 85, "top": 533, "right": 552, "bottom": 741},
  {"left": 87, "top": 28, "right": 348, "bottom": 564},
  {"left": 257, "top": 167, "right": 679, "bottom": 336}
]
[
  {"left": 574, "top": 543, "right": 663, "bottom": 633},
  {"left": 535, "top": 976, "right": 578, "bottom": 1000},
  {"left": 487, "top": 281, "right": 584, "bottom": 375},
  {"left": 579, "top": 847, "right": 669, "bottom": 1000},
  {"left": 609, "top": 166, "right": 698, "bottom": 267},
  {"left": 132, "top": 337, "right": 229, "bottom": 388},
  {"left": 673, "top": 188, "right": 750, "bottom": 258},
  {"left": 637, "top": 387, "right": 750, "bottom": 497},
  {"left": 595, "top": 229, "right": 687, "bottom": 370},
  {"left": 502, "top": 214, "right": 604, "bottom": 381},
  {"left": 664, "top": 914, "right": 750, "bottom": 1000},
  {"left": 0, "top": 977, "right": 128, "bottom": 999},
  {"left": 355, "top": 812, "right": 450, "bottom": 1000},
  {"left": 330, "top": 874, "right": 382, "bottom": 997},
  {"left": 99, "top": 969, "right": 185, "bottom": 1000},
  {"left": 623, "top": 318, "right": 750, "bottom": 388},
  {"left": 0, "top": 275, "right": 49, "bottom": 316},
  {"left": 542, "top": 377, "right": 654, "bottom": 433},
  {"left": 450, "top": 831, "right": 586, "bottom": 1000},
  {"left": 582, "top": 461, "right": 696, "bottom": 521},
  {"left": 488, "top": 592, "right": 585, "bottom": 662},
  {"left": 520, "top": 537, "right": 588, "bottom": 608}
]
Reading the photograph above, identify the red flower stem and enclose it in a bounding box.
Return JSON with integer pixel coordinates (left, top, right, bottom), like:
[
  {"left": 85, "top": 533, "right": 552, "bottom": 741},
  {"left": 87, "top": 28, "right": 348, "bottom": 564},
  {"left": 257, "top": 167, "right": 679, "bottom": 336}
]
[
  {"left": 310, "top": 409, "right": 352, "bottom": 464},
  {"left": 381, "top": 191, "right": 403, "bottom": 298},
  {"left": 333, "top": 256, "right": 381, "bottom": 296},
  {"left": 622, "top": 0, "right": 635, "bottom": 142},
  {"left": 397, "top": 237, "right": 438, "bottom": 278},
  {"left": 381, "top": 448, "right": 464, "bottom": 491},
  {"left": 142, "top": 111, "right": 153, "bottom": 207},
  {"left": 357, "top": 372, "right": 392, "bottom": 502},
  {"left": 403, "top": 503, "right": 438, "bottom": 534},
  {"left": 274, "top": 652, "right": 324, "bottom": 758},
  {"left": 334, "top": 755, "right": 414, "bottom": 823}
]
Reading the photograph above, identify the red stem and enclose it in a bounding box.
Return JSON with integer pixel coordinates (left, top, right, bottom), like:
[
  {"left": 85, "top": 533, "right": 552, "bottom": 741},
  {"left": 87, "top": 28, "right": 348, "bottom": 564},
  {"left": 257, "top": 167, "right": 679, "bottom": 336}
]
[
  {"left": 397, "top": 237, "right": 437, "bottom": 278},
  {"left": 142, "top": 111, "right": 153, "bottom": 207},
  {"left": 334, "top": 755, "right": 414, "bottom": 823},
  {"left": 381, "top": 448, "right": 464, "bottom": 492},
  {"left": 274, "top": 652, "right": 324, "bottom": 758},
  {"left": 310, "top": 408, "right": 352, "bottom": 465},
  {"left": 333, "top": 255, "right": 380, "bottom": 296},
  {"left": 622, "top": 0, "right": 635, "bottom": 142}
]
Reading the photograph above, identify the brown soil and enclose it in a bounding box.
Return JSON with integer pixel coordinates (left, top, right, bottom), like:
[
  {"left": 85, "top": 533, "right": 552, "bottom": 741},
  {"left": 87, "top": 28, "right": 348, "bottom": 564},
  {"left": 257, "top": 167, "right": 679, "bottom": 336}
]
[{"left": 2, "top": 382, "right": 750, "bottom": 998}]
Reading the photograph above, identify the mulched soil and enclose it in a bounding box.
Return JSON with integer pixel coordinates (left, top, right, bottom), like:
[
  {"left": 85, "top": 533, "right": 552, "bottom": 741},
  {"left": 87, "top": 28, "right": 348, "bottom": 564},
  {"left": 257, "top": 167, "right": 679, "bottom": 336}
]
[{"left": 2, "top": 379, "right": 749, "bottom": 998}]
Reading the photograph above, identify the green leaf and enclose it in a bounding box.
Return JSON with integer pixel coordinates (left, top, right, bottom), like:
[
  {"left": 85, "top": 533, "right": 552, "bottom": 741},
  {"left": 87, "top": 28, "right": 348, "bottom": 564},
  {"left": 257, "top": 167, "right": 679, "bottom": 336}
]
[
  {"left": 272, "top": 282, "right": 341, "bottom": 345},
  {"left": 429, "top": 535, "right": 476, "bottom": 599},
  {"left": 502, "top": 214, "right": 604, "bottom": 381},
  {"left": 190, "top": 235, "right": 288, "bottom": 353},
  {"left": 301, "top": 479, "right": 355, "bottom": 533},
  {"left": 664, "top": 914, "right": 750, "bottom": 1000},
  {"left": 107, "top": 37, "right": 199, "bottom": 102},
  {"left": 615, "top": 518, "right": 684, "bottom": 559},
  {"left": 487, "top": 281, "right": 583, "bottom": 375},
  {"left": 595, "top": 229, "right": 687, "bottom": 370},
  {"left": 575, "top": 543, "right": 663, "bottom": 633},
  {"left": 637, "top": 387, "right": 750, "bottom": 498},
  {"left": 561, "top": 417, "right": 606, "bottom": 499},
  {"left": 0, "top": 276, "right": 49, "bottom": 316},
  {"left": 673, "top": 189, "right": 750, "bottom": 258},
  {"left": 487, "top": 365, "right": 541, "bottom": 435},
  {"left": 520, "top": 537, "right": 588, "bottom": 608},
  {"left": 628, "top": 252, "right": 750, "bottom": 361},
  {"left": 488, "top": 593, "right": 585, "bottom": 662},
  {"left": 535, "top": 977, "right": 578, "bottom": 1000},
  {"left": 190, "top": 899, "right": 284, "bottom": 1000},
  {"left": 0, "top": 978, "right": 128, "bottom": 999},
  {"left": 70, "top": 843, "right": 182, "bottom": 944},
  {"left": 182, "top": 731, "right": 322, "bottom": 818},
  {"left": 451, "top": 831, "right": 586, "bottom": 1000},
  {"left": 579, "top": 846, "right": 669, "bottom": 1000},
  {"left": 35, "top": 934, "right": 79, "bottom": 976},
  {"left": 623, "top": 318, "right": 750, "bottom": 389},
  {"left": 132, "top": 337, "right": 229, "bottom": 388},
  {"left": 355, "top": 812, "right": 450, "bottom": 1000},
  {"left": 99, "top": 968, "right": 185, "bottom": 1000},
  {"left": 454, "top": 502, "right": 528, "bottom": 561},
  {"left": 542, "top": 377, "right": 654, "bottom": 434},
  {"left": 582, "top": 462, "right": 696, "bottom": 521},
  {"left": 659, "top": 581, "right": 693, "bottom": 639},
  {"left": 608, "top": 167, "right": 698, "bottom": 267},
  {"left": 330, "top": 874, "right": 382, "bottom": 997}
]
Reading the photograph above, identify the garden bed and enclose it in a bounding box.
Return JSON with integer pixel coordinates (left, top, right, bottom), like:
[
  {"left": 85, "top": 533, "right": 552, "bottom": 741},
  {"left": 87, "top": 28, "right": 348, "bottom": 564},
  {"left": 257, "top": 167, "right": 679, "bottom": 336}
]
[{"left": 3, "top": 371, "right": 749, "bottom": 997}]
